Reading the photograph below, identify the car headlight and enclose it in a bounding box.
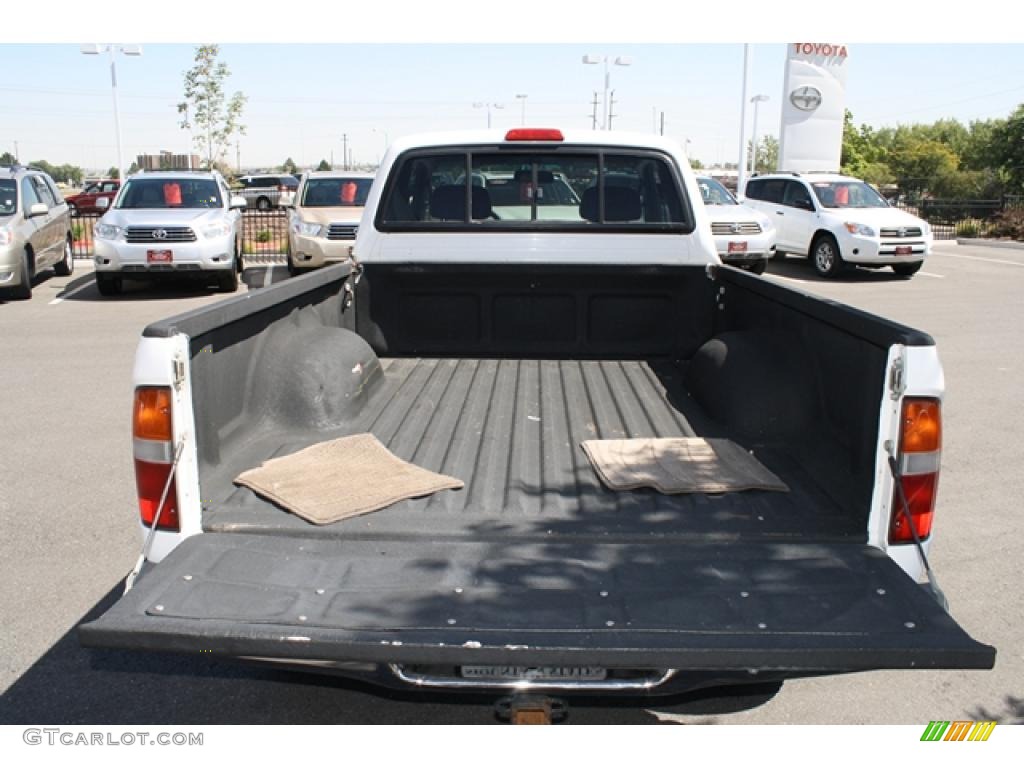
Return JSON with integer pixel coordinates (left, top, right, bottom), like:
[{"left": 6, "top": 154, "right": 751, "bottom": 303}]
[
  {"left": 843, "top": 222, "right": 876, "bottom": 237},
  {"left": 94, "top": 222, "right": 123, "bottom": 240},
  {"left": 203, "top": 222, "right": 233, "bottom": 238},
  {"left": 292, "top": 220, "right": 322, "bottom": 237}
]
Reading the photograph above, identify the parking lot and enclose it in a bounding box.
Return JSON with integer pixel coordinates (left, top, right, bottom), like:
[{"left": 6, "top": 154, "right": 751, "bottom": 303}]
[{"left": 0, "top": 242, "right": 1021, "bottom": 725}]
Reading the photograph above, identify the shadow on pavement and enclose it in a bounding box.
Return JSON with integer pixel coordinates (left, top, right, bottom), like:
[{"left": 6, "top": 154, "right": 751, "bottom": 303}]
[
  {"left": 0, "top": 584, "right": 781, "bottom": 725},
  {"left": 764, "top": 257, "right": 916, "bottom": 284}
]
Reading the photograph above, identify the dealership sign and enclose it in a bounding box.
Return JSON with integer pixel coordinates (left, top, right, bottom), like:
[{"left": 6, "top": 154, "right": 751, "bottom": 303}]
[{"left": 777, "top": 43, "right": 849, "bottom": 173}]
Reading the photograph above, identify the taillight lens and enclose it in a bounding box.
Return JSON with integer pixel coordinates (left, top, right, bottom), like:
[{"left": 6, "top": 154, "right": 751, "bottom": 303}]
[
  {"left": 133, "top": 387, "right": 179, "bottom": 532},
  {"left": 889, "top": 397, "right": 941, "bottom": 544},
  {"left": 135, "top": 458, "right": 180, "bottom": 530}
]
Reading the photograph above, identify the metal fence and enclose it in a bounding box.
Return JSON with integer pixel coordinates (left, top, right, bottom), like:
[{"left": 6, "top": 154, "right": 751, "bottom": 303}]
[
  {"left": 70, "top": 209, "right": 290, "bottom": 262},
  {"left": 890, "top": 195, "right": 1023, "bottom": 240}
]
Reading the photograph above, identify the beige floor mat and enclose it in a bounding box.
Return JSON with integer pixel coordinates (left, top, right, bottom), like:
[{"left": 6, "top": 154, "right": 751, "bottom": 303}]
[
  {"left": 581, "top": 437, "right": 789, "bottom": 495},
  {"left": 234, "top": 433, "right": 464, "bottom": 525}
]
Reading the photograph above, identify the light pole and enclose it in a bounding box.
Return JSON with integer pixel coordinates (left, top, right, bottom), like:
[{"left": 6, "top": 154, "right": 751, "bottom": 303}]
[
  {"left": 515, "top": 94, "right": 528, "bottom": 125},
  {"left": 582, "top": 54, "right": 632, "bottom": 130},
  {"left": 372, "top": 128, "right": 390, "bottom": 165},
  {"left": 472, "top": 102, "right": 504, "bottom": 129},
  {"left": 736, "top": 44, "right": 752, "bottom": 196},
  {"left": 749, "top": 94, "right": 769, "bottom": 176},
  {"left": 81, "top": 44, "right": 142, "bottom": 183}
]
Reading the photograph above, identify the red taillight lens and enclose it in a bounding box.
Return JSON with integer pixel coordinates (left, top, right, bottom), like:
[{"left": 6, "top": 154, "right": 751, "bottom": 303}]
[
  {"left": 504, "top": 128, "right": 564, "bottom": 142},
  {"left": 889, "top": 397, "right": 941, "bottom": 544},
  {"left": 135, "top": 458, "right": 180, "bottom": 531},
  {"left": 133, "top": 386, "right": 179, "bottom": 531}
]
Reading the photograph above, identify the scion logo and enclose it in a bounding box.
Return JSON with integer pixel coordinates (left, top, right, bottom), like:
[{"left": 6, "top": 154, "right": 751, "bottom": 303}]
[{"left": 920, "top": 721, "right": 997, "bottom": 742}]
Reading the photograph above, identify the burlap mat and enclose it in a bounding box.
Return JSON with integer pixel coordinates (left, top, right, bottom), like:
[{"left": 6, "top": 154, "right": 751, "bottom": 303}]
[
  {"left": 234, "top": 433, "right": 464, "bottom": 525},
  {"left": 581, "top": 437, "right": 788, "bottom": 494}
]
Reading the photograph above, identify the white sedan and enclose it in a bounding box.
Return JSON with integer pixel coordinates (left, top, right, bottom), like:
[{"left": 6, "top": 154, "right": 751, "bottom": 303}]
[{"left": 697, "top": 175, "right": 776, "bottom": 274}]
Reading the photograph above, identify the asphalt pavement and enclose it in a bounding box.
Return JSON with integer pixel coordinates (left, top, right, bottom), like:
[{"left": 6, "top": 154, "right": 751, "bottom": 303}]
[{"left": 0, "top": 244, "right": 1021, "bottom": 725}]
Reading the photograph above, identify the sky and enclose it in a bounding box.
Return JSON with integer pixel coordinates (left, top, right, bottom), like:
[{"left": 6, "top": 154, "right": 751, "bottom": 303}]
[{"left": 2, "top": 4, "right": 1023, "bottom": 174}]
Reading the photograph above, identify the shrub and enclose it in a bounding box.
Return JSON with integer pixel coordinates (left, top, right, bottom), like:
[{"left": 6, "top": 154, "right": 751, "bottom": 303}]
[
  {"left": 987, "top": 208, "right": 1024, "bottom": 241},
  {"left": 71, "top": 223, "right": 84, "bottom": 241},
  {"left": 255, "top": 229, "right": 272, "bottom": 243}
]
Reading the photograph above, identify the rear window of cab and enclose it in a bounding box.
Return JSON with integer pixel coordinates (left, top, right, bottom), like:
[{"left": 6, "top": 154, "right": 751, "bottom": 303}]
[{"left": 378, "top": 147, "right": 693, "bottom": 232}]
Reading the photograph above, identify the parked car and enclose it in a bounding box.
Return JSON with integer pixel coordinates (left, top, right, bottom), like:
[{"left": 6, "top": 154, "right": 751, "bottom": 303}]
[
  {"left": 65, "top": 179, "right": 120, "bottom": 214},
  {"left": 284, "top": 171, "right": 374, "bottom": 275},
  {"left": 234, "top": 174, "right": 300, "bottom": 211},
  {"left": 0, "top": 165, "right": 74, "bottom": 300},
  {"left": 697, "top": 175, "right": 776, "bottom": 274},
  {"left": 80, "top": 130, "right": 993, "bottom": 714},
  {"left": 92, "top": 170, "right": 247, "bottom": 295},
  {"left": 742, "top": 172, "right": 932, "bottom": 278}
]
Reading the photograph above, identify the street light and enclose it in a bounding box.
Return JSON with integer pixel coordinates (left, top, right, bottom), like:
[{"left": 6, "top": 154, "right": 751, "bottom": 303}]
[
  {"left": 81, "top": 44, "right": 142, "bottom": 183},
  {"left": 749, "top": 94, "right": 769, "bottom": 175},
  {"left": 582, "top": 54, "right": 632, "bottom": 130},
  {"left": 515, "top": 94, "right": 528, "bottom": 125},
  {"left": 472, "top": 102, "right": 504, "bottom": 129}
]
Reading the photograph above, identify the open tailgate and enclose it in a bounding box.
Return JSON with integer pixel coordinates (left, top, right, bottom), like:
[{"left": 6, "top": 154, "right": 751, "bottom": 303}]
[{"left": 79, "top": 533, "right": 994, "bottom": 672}]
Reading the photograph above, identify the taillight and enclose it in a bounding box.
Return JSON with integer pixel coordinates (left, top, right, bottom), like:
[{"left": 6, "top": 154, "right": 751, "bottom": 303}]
[
  {"left": 132, "top": 386, "right": 179, "bottom": 531},
  {"left": 504, "top": 128, "right": 564, "bottom": 142},
  {"left": 889, "top": 397, "right": 941, "bottom": 544}
]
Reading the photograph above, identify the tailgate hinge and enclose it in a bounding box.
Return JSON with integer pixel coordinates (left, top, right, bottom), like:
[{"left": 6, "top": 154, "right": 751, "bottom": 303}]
[{"left": 888, "top": 346, "right": 906, "bottom": 400}]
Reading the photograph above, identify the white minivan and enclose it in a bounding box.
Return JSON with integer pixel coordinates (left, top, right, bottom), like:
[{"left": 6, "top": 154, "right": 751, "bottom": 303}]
[{"left": 742, "top": 172, "right": 932, "bottom": 278}]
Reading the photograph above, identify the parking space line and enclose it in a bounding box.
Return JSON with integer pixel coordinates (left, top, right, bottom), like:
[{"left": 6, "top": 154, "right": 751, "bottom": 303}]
[
  {"left": 941, "top": 252, "right": 1024, "bottom": 267},
  {"left": 919, "top": 271, "right": 945, "bottom": 278},
  {"left": 263, "top": 267, "right": 273, "bottom": 288},
  {"left": 49, "top": 281, "right": 94, "bottom": 305}
]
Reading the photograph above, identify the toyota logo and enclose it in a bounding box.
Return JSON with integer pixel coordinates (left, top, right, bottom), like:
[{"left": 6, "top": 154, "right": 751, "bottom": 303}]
[
  {"left": 730, "top": 223, "right": 741, "bottom": 234},
  {"left": 152, "top": 229, "right": 168, "bottom": 240},
  {"left": 790, "top": 85, "right": 823, "bottom": 112},
  {"left": 898, "top": 227, "right": 907, "bottom": 237}
]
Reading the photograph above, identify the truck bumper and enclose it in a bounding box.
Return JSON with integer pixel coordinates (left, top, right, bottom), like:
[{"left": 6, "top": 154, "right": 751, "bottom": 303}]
[{"left": 78, "top": 533, "right": 994, "bottom": 689}]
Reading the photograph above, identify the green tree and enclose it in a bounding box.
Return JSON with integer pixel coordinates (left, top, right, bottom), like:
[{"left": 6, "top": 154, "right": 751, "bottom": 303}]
[
  {"left": 689, "top": 157, "right": 704, "bottom": 170},
  {"left": 991, "top": 104, "right": 1024, "bottom": 192},
  {"left": 888, "top": 140, "right": 959, "bottom": 197},
  {"left": 177, "top": 45, "right": 247, "bottom": 170},
  {"left": 107, "top": 166, "right": 120, "bottom": 180},
  {"left": 0, "top": 151, "right": 16, "bottom": 166},
  {"left": 128, "top": 161, "right": 140, "bottom": 175},
  {"left": 754, "top": 136, "right": 778, "bottom": 174},
  {"left": 280, "top": 157, "right": 298, "bottom": 174},
  {"left": 317, "top": 159, "right": 332, "bottom": 171}
]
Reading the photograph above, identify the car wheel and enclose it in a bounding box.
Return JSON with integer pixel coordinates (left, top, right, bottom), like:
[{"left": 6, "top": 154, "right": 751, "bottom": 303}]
[
  {"left": 11, "top": 250, "right": 33, "bottom": 300},
  {"left": 256, "top": 196, "right": 271, "bottom": 211},
  {"left": 217, "top": 263, "right": 239, "bottom": 293},
  {"left": 286, "top": 246, "right": 302, "bottom": 277},
  {"left": 811, "top": 234, "right": 844, "bottom": 278},
  {"left": 54, "top": 237, "right": 74, "bottom": 277},
  {"left": 748, "top": 260, "right": 767, "bottom": 275},
  {"left": 892, "top": 261, "right": 923, "bottom": 277},
  {"left": 95, "top": 273, "right": 122, "bottom": 296}
]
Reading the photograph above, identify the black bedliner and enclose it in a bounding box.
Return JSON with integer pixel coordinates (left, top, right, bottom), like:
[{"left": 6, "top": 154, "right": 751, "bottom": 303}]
[{"left": 79, "top": 533, "right": 995, "bottom": 672}]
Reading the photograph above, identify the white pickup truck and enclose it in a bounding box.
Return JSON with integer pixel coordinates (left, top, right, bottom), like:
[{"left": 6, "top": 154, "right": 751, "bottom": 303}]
[{"left": 80, "top": 129, "right": 993, "bottom": 711}]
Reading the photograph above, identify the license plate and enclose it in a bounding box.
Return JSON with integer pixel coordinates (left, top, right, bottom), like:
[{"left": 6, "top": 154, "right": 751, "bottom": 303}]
[
  {"left": 727, "top": 241, "right": 748, "bottom": 254},
  {"left": 895, "top": 245, "right": 912, "bottom": 255},
  {"left": 147, "top": 250, "right": 173, "bottom": 263},
  {"left": 461, "top": 666, "right": 607, "bottom": 681}
]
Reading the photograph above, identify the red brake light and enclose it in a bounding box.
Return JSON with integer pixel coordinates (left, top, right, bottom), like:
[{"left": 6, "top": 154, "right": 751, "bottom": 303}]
[
  {"left": 135, "top": 459, "right": 180, "bottom": 531},
  {"left": 504, "top": 128, "right": 564, "bottom": 142},
  {"left": 889, "top": 397, "right": 941, "bottom": 544}
]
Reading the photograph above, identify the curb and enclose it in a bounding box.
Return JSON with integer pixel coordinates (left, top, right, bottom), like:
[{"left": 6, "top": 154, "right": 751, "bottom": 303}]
[{"left": 956, "top": 238, "right": 1024, "bottom": 251}]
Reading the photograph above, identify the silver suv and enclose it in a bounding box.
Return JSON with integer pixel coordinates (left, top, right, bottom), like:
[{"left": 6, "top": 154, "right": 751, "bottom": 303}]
[
  {"left": 0, "top": 165, "right": 74, "bottom": 300},
  {"left": 93, "top": 171, "right": 247, "bottom": 295}
]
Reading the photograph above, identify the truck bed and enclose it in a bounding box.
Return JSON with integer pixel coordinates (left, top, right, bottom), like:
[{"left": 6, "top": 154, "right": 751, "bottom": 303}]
[{"left": 204, "top": 356, "right": 861, "bottom": 543}]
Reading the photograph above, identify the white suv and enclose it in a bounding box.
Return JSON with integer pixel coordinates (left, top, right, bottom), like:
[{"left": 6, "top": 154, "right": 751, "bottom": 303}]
[
  {"left": 93, "top": 171, "right": 247, "bottom": 295},
  {"left": 696, "top": 175, "right": 776, "bottom": 274},
  {"left": 742, "top": 172, "right": 932, "bottom": 278}
]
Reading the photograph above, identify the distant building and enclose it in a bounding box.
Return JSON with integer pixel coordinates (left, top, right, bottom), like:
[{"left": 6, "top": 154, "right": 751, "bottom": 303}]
[{"left": 136, "top": 151, "right": 201, "bottom": 171}]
